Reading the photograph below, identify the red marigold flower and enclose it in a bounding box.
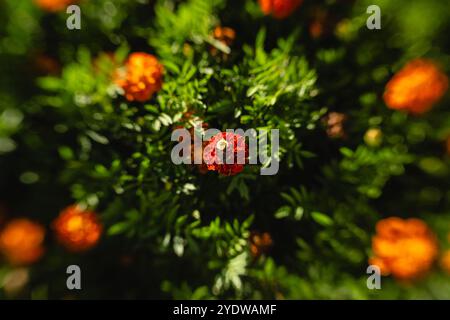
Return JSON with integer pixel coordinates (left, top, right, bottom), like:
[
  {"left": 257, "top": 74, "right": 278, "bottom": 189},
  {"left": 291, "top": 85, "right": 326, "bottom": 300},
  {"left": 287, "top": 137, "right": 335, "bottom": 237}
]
[
  {"left": 383, "top": 59, "right": 448, "bottom": 114},
  {"left": 258, "top": 0, "right": 303, "bottom": 19},
  {"left": 0, "top": 219, "right": 46, "bottom": 265},
  {"left": 369, "top": 217, "right": 438, "bottom": 280},
  {"left": 203, "top": 132, "right": 248, "bottom": 176},
  {"left": 52, "top": 205, "right": 102, "bottom": 252},
  {"left": 34, "top": 0, "right": 78, "bottom": 12},
  {"left": 115, "top": 52, "right": 164, "bottom": 102}
]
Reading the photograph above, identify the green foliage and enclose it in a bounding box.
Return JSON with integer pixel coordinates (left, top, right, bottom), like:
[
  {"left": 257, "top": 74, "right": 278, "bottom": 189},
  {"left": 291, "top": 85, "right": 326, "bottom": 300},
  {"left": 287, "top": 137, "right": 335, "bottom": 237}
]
[{"left": 0, "top": 0, "right": 449, "bottom": 300}]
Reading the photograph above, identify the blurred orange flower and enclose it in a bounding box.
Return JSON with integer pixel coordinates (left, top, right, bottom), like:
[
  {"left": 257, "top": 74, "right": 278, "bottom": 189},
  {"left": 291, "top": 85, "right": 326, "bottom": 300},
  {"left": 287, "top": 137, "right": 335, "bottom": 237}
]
[
  {"left": 115, "top": 52, "right": 164, "bottom": 102},
  {"left": 369, "top": 217, "right": 438, "bottom": 280},
  {"left": 308, "top": 7, "right": 333, "bottom": 39},
  {"left": 33, "top": 54, "right": 60, "bottom": 75},
  {"left": 210, "top": 26, "right": 236, "bottom": 57},
  {"left": 249, "top": 231, "right": 273, "bottom": 258},
  {"left": 0, "top": 219, "right": 45, "bottom": 265},
  {"left": 383, "top": 59, "right": 448, "bottom": 114},
  {"left": 309, "top": 20, "right": 324, "bottom": 39},
  {"left": 440, "top": 250, "right": 450, "bottom": 274},
  {"left": 323, "top": 112, "right": 347, "bottom": 139},
  {"left": 258, "top": 0, "right": 303, "bottom": 19},
  {"left": 52, "top": 205, "right": 102, "bottom": 252},
  {"left": 34, "top": 0, "right": 78, "bottom": 12}
]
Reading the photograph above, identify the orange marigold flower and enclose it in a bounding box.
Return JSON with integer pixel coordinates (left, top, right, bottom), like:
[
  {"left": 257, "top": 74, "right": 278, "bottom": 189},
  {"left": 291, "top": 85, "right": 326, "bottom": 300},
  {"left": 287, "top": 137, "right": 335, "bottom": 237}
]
[
  {"left": 0, "top": 219, "right": 45, "bottom": 265},
  {"left": 115, "top": 52, "right": 164, "bottom": 102},
  {"left": 52, "top": 205, "right": 102, "bottom": 252},
  {"left": 441, "top": 250, "right": 450, "bottom": 274},
  {"left": 210, "top": 26, "right": 236, "bottom": 57},
  {"left": 34, "top": 0, "right": 78, "bottom": 12},
  {"left": 249, "top": 231, "right": 273, "bottom": 258},
  {"left": 258, "top": 0, "right": 303, "bottom": 19},
  {"left": 368, "top": 256, "right": 390, "bottom": 276},
  {"left": 383, "top": 59, "right": 448, "bottom": 114},
  {"left": 213, "top": 27, "right": 236, "bottom": 46},
  {"left": 370, "top": 217, "right": 438, "bottom": 280}
]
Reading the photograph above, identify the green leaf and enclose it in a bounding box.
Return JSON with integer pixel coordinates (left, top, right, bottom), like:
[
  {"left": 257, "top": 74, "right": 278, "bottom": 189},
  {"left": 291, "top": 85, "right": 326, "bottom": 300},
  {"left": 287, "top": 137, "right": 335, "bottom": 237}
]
[
  {"left": 108, "top": 222, "right": 130, "bottom": 235},
  {"left": 294, "top": 207, "right": 304, "bottom": 220},
  {"left": 86, "top": 130, "right": 109, "bottom": 144},
  {"left": 275, "top": 206, "right": 291, "bottom": 219},
  {"left": 340, "top": 147, "right": 354, "bottom": 157},
  {"left": 58, "top": 146, "right": 74, "bottom": 160},
  {"left": 37, "top": 77, "right": 61, "bottom": 91},
  {"left": 311, "top": 212, "right": 333, "bottom": 226}
]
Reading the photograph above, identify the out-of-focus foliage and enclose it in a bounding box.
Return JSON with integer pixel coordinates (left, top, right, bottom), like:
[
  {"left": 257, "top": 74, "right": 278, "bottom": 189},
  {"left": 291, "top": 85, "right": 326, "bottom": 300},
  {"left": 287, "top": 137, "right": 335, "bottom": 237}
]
[{"left": 0, "top": 0, "right": 449, "bottom": 299}]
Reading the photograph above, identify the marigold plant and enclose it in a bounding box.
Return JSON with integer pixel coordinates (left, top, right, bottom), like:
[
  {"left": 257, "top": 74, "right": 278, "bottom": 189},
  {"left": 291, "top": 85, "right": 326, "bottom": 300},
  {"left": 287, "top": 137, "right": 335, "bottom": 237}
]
[{"left": 0, "top": 0, "right": 449, "bottom": 301}]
